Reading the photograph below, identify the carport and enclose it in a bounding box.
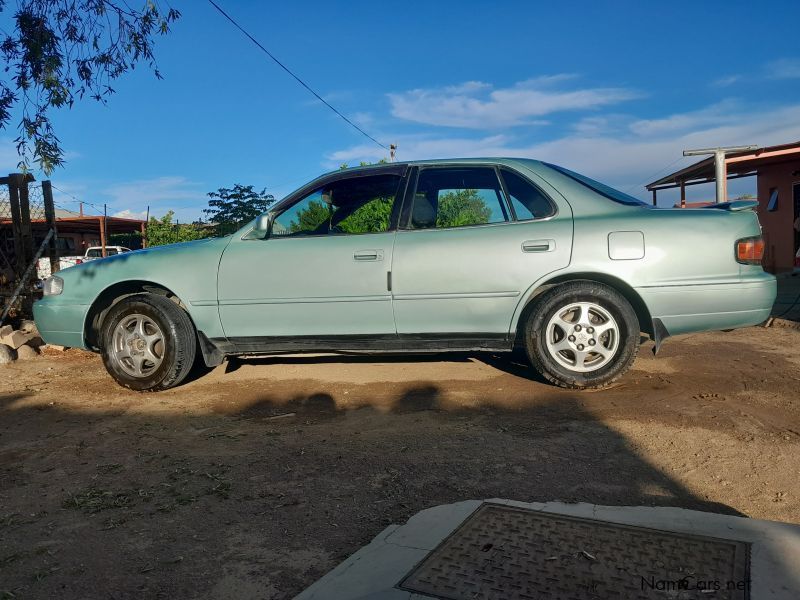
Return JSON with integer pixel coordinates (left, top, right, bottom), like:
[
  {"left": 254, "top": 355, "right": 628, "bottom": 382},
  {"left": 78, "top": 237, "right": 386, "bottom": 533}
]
[{"left": 646, "top": 141, "right": 800, "bottom": 273}]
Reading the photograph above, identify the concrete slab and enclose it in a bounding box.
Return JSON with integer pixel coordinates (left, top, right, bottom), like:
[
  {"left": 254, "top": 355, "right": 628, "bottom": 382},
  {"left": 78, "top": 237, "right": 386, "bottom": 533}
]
[{"left": 295, "top": 499, "right": 800, "bottom": 599}]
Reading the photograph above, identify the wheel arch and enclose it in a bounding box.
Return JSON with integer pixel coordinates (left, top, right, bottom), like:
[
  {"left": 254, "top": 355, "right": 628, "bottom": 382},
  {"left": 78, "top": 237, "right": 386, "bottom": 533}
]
[
  {"left": 512, "top": 272, "right": 654, "bottom": 343},
  {"left": 83, "top": 280, "right": 190, "bottom": 351}
]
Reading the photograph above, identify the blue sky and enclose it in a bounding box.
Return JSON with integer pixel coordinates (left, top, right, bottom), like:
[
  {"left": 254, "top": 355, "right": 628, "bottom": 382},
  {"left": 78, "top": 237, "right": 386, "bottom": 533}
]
[{"left": 3, "top": 0, "right": 800, "bottom": 220}]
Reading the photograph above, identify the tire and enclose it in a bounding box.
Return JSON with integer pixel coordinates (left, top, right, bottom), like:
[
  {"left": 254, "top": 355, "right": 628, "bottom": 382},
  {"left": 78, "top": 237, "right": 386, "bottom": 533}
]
[
  {"left": 101, "top": 293, "right": 197, "bottom": 391},
  {"left": 523, "top": 281, "right": 640, "bottom": 389}
]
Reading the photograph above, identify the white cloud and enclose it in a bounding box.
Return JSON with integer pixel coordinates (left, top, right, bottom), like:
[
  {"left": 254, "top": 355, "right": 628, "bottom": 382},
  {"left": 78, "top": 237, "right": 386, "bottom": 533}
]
[
  {"left": 113, "top": 209, "right": 149, "bottom": 220},
  {"left": 103, "top": 176, "right": 203, "bottom": 208},
  {"left": 766, "top": 58, "right": 800, "bottom": 79},
  {"left": 711, "top": 75, "right": 741, "bottom": 87},
  {"left": 628, "top": 101, "right": 740, "bottom": 136},
  {"left": 100, "top": 176, "right": 206, "bottom": 221},
  {"left": 388, "top": 76, "right": 640, "bottom": 129},
  {"left": 329, "top": 102, "right": 800, "bottom": 193}
]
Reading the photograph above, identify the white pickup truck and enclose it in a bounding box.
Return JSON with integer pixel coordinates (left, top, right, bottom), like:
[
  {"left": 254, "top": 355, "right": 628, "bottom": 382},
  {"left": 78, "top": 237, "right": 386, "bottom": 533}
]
[{"left": 36, "top": 246, "right": 131, "bottom": 280}]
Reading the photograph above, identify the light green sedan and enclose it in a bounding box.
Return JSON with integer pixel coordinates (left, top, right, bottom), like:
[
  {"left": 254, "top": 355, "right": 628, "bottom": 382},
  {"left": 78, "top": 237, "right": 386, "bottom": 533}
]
[{"left": 34, "top": 159, "right": 776, "bottom": 391}]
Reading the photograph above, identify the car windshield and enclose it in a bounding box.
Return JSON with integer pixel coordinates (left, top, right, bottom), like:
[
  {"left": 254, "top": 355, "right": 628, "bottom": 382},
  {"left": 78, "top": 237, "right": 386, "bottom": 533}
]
[{"left": 544, "top": 162, "right": 650, "bottom": 207}]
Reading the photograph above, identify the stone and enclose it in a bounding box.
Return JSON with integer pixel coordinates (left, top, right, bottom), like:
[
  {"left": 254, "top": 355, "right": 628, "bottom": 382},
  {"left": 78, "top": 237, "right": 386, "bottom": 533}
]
[
  {"left": 26, "top": 336, "right": 44, "bottom": 349},
  {"left": 16, "top": 344, "right": 39, "bottom": 360},
  {"left": 0, "top": 344, "right": 16, "bottom": 364},
  {"left": 0, "top": 329, "right": 34, "bottom": 350},
  {"left": 0, "top": 324, "right": 11, "bottom": 338},
  {"left": 42, "top": 344, "right": 66, "bottom": 352},
  {"left": 18, "top": 320, "right": 39, "bottom": 335}
]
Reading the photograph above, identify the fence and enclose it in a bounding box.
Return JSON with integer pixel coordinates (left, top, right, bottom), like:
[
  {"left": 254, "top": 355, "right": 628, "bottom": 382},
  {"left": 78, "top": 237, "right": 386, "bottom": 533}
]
[{"left": 0, "top": 174, "right": 58, "bottom": 319}]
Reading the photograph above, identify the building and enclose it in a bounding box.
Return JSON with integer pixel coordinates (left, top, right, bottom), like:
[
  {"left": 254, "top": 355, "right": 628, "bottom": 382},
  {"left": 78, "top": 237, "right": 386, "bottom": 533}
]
[
  {"left": 0, "top": 204, "right": 146, "bottom": 267},
  {"left": 647, "top": 141, "right": 800, "bottom": 273}
]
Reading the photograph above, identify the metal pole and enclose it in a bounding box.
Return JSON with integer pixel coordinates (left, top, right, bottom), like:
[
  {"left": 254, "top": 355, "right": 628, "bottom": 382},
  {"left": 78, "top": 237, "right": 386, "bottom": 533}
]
[{"left": 683, "top": 145, "right": 759, "bottom": 204}]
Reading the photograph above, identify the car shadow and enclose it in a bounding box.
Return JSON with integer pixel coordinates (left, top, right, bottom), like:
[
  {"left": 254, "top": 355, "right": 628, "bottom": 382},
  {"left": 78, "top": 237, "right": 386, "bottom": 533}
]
[{"left": 2, "top": 374, "right": 798, "bottom": 598}]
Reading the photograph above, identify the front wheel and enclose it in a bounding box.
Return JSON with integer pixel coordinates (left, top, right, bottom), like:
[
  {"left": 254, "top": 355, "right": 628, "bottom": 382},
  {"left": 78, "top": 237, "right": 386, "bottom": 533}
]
[
  {"left": 101, "top": 293, "right": 197, "bottom": 391},
  {"left": 524, "top": 281, "right": 640, "bottom": 389}
]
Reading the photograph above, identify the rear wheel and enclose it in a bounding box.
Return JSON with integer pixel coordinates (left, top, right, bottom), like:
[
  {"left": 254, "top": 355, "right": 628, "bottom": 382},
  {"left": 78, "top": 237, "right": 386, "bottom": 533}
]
[
  {"left": 101, "top": 294, "right": 196, "bottom": 391},
  {"left": 524, "top": 281, "right": 640, "bottom": 389}
]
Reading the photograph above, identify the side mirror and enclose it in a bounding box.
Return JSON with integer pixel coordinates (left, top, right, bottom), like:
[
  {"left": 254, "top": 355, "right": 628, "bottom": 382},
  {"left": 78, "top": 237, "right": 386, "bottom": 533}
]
[{"left": 254, "top": 212, "right": 274, "bottom": 236}]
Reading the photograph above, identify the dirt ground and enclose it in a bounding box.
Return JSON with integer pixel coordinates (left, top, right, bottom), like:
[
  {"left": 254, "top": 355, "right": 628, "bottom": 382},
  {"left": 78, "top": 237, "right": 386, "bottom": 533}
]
[{"left": 1, "top": 325, "right": 799, "bottom": 599}]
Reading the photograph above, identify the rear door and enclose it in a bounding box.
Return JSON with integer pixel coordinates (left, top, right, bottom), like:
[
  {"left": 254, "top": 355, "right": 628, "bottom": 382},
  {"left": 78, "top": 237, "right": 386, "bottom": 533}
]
[
  {"left": 390, "top": 165, "right": 572, "bottom": 338},
  {"left": 217, "top": 168, "right": 406, "bottom": 342}
]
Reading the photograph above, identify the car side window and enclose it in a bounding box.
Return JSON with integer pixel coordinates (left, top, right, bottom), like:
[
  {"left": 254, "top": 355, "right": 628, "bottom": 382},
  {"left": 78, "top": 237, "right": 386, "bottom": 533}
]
[
  {"left": 501, "top": 169, "right": 556, "bottom": 220},
  {"left": 271, "top": 173, "right": 401, "bottom": 237},
  {"left": 409, "top": 167, "right": 509, "bottom": 230}
]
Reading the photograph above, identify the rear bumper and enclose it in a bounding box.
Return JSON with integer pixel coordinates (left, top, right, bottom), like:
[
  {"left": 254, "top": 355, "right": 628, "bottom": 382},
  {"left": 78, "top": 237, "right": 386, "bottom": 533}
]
[
  {"left": 32, "top": 299, "right": 90, "bottom": 349},
  {"left": 636, "top": 275, "right": 777, "bottom": 336}
]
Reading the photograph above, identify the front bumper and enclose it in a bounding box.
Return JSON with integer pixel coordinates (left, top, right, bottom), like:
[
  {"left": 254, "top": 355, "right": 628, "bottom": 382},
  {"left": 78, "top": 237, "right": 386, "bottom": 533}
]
[
  {"left": 637, "top": 274, "right": 777, "bottom": 336},
  {"left": 32, "top": 299, "right": 90, "bottom": 349}
]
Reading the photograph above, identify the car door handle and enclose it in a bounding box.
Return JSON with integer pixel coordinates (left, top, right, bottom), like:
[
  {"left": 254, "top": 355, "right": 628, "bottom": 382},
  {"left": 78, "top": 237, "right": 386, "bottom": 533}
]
[
  {"left": 522, "top": 239, "right": 556, "bottom": 253},
  {"left": 353, "top": 249, "right": 384, "bottom": 261}
]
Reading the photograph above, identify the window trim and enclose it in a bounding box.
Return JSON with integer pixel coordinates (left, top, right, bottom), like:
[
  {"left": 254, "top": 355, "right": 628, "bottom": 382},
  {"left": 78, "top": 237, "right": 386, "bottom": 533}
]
[
  {"left": 242, "top": 164, "right": 409, "bottom": 240},
  {"left": 497, "top": 166, "right": 558, "bottom": 222},
  {"left": 544, "top": 161, "right": 649, "bottom": 207},
  {"left": 399, "top": 164, "right": 515, "bottom": 231}
]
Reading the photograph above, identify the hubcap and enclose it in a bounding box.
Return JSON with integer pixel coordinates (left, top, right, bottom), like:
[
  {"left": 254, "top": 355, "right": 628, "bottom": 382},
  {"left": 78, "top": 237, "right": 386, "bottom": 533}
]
[
  {"left": 544, "top": 302, "right": 619, "bottom": 373},
  {"left": 110, "top": 314, "right": 165, "bottom": 378}
]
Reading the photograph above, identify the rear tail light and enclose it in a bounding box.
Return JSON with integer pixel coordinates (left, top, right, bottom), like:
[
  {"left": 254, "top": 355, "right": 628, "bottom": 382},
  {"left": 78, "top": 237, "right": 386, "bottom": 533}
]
[
  {"left": 735, "top": 236, "right": 765, "bottom": 265},
  {"left": 75, "top": 259, "right": 83, "bottom": 264}
]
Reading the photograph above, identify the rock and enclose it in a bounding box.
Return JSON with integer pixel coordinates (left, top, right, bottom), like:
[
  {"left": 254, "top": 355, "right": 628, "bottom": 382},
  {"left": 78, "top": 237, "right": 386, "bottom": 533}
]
[
  {"left": 42, "top": 344, "right": 67, "bottom": 352},
  {"left": 18, "top": 320, "right": 39, "bottom": 336},
  {"left": 16, "top": 344, "right": 39, "bottom": 360},
  {"left": 0, "top": 324, "right": 11, "bottom": 338},
  {"left": 0, "top": 344, "right": 16, "bottom": 364},
  {"left": 0, "top": 329, "right": 34, "bottom": 350}
]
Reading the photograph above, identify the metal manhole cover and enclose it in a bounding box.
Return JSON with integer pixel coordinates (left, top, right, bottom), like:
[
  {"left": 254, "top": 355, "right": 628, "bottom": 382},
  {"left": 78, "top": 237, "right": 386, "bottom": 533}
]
[{"left": 398, "top": 503, "right": 749, "bottom": 600}]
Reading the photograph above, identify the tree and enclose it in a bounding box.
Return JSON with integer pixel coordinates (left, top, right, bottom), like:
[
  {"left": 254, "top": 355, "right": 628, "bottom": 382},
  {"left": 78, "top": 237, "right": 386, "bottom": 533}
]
[
  {"left": 0, "top": 1, "right": 180, "bottom": 173},
  {"left": 437, "top": 189, "right": 492, "bottom": 227},
  {"left": 336, "top": 196, "right": 392, "bottom": 234},
  {"left": 204, "top": 184, "right": 275, "bottom": 235},
  {"left": 289, "top": 199, "right": 329, "bottom": 233},
  {"left": 145, "top": 211, "right": 208, "bottom": 247}
]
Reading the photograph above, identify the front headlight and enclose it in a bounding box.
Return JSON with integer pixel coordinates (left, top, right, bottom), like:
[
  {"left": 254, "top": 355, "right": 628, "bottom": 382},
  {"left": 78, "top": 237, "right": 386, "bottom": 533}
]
[{"left": 43, "top": 275, "right": 64, "bottom": 296}]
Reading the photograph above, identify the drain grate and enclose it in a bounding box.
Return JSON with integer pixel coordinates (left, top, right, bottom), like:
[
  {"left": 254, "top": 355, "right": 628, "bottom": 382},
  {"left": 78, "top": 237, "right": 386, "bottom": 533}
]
[{"left": 398, "top": 503, "right": 749, "bottom": 600}]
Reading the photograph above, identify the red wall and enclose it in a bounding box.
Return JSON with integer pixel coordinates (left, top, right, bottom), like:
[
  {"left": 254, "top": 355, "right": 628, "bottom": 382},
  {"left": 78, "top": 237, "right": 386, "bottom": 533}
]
[{"left": 755, "top": 161, "right": 800, "bottom": 273}]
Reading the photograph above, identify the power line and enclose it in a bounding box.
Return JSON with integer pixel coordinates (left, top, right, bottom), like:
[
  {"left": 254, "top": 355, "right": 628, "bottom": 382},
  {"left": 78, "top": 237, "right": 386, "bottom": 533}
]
[
  {"left": 624, "top": 155, "right": 688, "bottom": 195},
  {"left": 207, "top": 0, "right": 389, "bottom": 152},
  {"left": 50, "top": 183, "right": 106, "bottom": 214}
]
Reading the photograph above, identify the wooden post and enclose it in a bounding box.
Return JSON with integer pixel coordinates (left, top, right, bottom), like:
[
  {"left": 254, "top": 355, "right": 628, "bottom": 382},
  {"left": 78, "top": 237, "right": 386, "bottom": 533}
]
[
  {"left": 101, "top": 203, "right": 107, "bottom": 258},
  {"left": 679, "top": 180, "right": 686, "bottom": 208},
  {"left": 6, "top": 174, "right": 24, "bottom": 274},
  {"left": 17, "top": 174, "right": 33, "bottom": 270},
  {"left": 143, "top": 205, "right": 149, "bottom": 248},
  {"left": 651, "top": 189, "right": 657, "bottom": 207},
  {"left": 99, "top": 216, "right": 107, "bottom": 258},
  {"left": 42, "top": 180, "right": 59, "bottom": 273}
]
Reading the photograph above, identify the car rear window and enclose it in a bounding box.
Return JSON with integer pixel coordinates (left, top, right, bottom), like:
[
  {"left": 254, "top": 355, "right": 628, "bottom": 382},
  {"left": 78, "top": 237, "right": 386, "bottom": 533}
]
[{"left": 544, "top": 162, "right": 650, "bottom": 207}]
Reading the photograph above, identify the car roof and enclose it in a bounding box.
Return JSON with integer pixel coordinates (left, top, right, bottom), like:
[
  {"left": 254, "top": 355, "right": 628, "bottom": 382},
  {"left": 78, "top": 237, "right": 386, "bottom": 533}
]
[{"left": 314, "top": 157, "right": 546, "bottom": 182}]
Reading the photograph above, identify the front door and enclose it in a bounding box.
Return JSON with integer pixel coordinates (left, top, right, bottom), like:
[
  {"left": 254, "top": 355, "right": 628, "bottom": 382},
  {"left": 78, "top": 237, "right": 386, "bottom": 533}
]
[
  {"left": 217, "top": 171, "right": 405, "bottom": 344},
  {"left": 391, "top": 165, "right": 572, "bottom": 338}
]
